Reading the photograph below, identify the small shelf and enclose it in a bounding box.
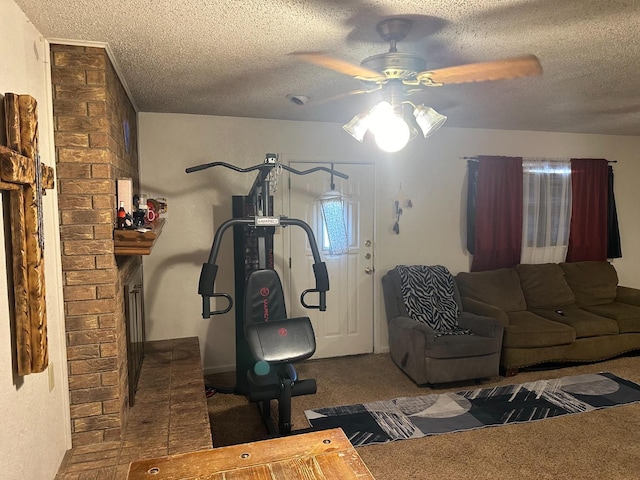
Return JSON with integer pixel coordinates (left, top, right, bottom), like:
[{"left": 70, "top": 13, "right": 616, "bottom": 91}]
[{"left": 114, "top": 218, "right": 165, "bottom": 255}]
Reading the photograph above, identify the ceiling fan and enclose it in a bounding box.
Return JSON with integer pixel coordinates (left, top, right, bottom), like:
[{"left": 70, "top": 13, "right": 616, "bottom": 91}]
[{"left": 292, "top": 17, "right": 543, "bottom": 152}]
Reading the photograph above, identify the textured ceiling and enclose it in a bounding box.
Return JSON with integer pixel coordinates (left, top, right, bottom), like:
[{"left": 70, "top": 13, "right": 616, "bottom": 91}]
[{"left": 14, "top": 0, "right": 640, "bottom": 135}]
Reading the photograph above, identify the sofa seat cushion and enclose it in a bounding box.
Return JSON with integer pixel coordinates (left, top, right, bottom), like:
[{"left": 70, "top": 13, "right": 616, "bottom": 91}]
[
  {"left": 456, "top": 268, "right": 527, "bottom": 313},
  {"left": 581, "top": 302, "right": 640, "bottom": 333},
  {"left": 531, "top": 306, "right": 619, "bottom": 338},
  {"left": 426, "top": 333, "right": 500, "bottom": 359},
  {"left": 560, "top": 261, "right": 618, "bottom": 307},
  {"left": 516, "top": 263, "right": 575, "bottom": 309},
  {"left": 503, "top": 311, "right": 575, "bottom": 348}
]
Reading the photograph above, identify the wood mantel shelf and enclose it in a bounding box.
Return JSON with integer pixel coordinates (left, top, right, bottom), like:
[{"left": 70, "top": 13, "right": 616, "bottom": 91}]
[{"left": 114, "top": 218, "right": 165, "bottom": 255}]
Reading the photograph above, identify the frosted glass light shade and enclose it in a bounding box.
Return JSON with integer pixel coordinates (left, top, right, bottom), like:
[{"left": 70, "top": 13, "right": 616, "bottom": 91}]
[
  {"left": 413, "top": 105, "right": 447, "bottom": 138},
  {"left": 343, "top": 113, "right": 370, "bottom": 142}
]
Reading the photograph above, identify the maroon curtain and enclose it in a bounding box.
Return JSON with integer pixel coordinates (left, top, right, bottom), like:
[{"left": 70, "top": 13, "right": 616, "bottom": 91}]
[
  {"left": 471, "top": 156, "right": 523, "bottom": 271},
  {"left": 566, "top": 159, "right": 608, "bottom": 262}
]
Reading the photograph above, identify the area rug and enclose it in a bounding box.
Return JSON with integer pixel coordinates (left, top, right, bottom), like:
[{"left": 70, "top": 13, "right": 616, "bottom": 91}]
[{"left": 304, "top": 372, "right": 640, "bottom": 447}]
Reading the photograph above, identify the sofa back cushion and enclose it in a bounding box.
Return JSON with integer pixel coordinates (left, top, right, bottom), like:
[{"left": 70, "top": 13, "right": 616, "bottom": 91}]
[
  {"left": 559, "top": 261, "right": 618, "bottom": 307},
  {"left": 455, "top": 268, "right": 527, "bottom": 312},
  {"left": 516, "top": 263, "right": 575, "bottom": 309}
]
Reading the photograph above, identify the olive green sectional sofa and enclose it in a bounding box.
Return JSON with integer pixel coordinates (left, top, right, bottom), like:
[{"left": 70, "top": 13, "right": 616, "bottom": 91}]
[{"left": 455, "top": 261, "right": 640, "bottom": 375}]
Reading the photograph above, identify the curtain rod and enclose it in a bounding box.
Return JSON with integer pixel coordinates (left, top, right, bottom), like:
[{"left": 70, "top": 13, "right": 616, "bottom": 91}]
[{"left": 461, "top": 156, "right": 617, "bottom": 163}]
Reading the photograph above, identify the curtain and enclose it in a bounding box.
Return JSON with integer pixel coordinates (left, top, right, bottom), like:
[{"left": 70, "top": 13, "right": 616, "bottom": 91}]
[
  {"left": 566, "top": 158, "right": 608, "bottom": 262},
  {"left": 607, "top": 165, "right": 622, "bottom": 258},
  {"left": 471, "top": 156, "right": 523, "bottom": 271},
  {"left": 521, "top": 158, "right": 572, "bottom": 264}
]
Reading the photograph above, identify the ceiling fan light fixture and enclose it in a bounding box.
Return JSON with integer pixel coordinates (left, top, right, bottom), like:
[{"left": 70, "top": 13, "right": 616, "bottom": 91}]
[
  {"left": 368, "top": 101, "right": 411, "bottom": 153},
  {"left": 342, "top": 112, "right": 370, "bottom": 142},
  {"left": 413, "top": 105, "right": 448, "bottom": 138}
]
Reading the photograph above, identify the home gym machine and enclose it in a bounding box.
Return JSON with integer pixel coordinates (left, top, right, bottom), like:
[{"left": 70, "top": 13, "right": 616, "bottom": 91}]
[{"left": 186, "top": 154, "right": 348, "bottom": 434}]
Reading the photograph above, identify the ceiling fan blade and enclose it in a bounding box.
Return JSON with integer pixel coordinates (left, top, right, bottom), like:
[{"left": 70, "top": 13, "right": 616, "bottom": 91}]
[
  {"left": 306, "top": 86, "right": 382, "bottom": 107},
  {"left": 416, "top": 54, "right": 542, "bottom": 86},
  {"left": 290, "top": 52, "right": 386, "bottom": 82}
]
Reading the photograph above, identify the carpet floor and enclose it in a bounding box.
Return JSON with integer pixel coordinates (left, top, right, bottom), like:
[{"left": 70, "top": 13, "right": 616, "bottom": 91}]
[{"left": 206, "top": 352, "right": 640, "bottom": 479}]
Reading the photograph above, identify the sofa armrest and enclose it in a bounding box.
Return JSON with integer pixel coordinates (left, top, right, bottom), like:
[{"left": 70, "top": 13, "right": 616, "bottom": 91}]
[
  {"left": 458, "top": 312, "right": 504, "bottom": 339},
  {"left": 390, "top": 315, "right": 437, "bottom": 342},
  {"left": 615, "top": 286, "right": 640, "bottom": 307},
  {"left": 461, "top": 297, "right": 509, "bottom": 327}
]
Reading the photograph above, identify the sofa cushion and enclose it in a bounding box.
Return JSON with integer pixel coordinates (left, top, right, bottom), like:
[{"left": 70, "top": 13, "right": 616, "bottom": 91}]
[
  {"left": 560, "top": 261, "right": 618, "bottom": 307},
  {"left": 516, "top": 263, "right": 575, "bottom": 309},
  {"left": 456, "top": 269, "right": 527, "bottom": 313},
  {"left": 581, "top": 302, "right": 640, "bottom": 333},
  {"left": 531, "top": 306, "right": 619, "bottom": 338},
  {"left": 503, "top": 311, "right": 575, "bottom": 348}
]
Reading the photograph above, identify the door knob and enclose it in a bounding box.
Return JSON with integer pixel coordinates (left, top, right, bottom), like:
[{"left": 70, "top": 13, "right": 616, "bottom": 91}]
[
  {"left": 364, "top": 267, "right": 374, "bottom": 274},
  {"left": 364, "top": 240, "right": 372, "bottom": 247}
]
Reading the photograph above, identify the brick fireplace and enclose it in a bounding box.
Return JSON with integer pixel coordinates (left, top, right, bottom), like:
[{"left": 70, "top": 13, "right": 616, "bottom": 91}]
[{"left": 51, "top": 44, "right": 140, "bottom": 446}]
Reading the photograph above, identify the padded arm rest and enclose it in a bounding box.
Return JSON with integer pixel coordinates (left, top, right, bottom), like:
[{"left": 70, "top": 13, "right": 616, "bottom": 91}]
[
  {"left": 615, "top": 286, "right": 640, "bottom": 307},
  {"left": 461, "top": 297, "right": 509, "bottom": 327},
  {"left": 390, "top": 315, "right": 437, "bottom": 342},
  {"left": 457, "top": 312, "right": 504, "bottom": 338}
]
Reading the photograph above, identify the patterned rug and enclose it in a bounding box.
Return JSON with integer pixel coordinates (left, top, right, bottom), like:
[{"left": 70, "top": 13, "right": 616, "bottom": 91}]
[{"left": 304, "top": 372, "right": 640, "bottom": 447}]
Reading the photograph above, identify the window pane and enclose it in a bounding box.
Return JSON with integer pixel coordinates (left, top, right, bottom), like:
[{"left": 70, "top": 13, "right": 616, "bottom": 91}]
[{"left": 320, "top": 196, "right": 348, "bottom": 255}]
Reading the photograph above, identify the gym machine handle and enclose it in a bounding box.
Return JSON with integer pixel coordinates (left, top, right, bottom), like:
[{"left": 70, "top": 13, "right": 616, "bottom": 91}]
[
  {"left": 300, "top": 289, "right": 324, "bottom": 310},
  {"left": 197, "top": 217, "right": 328, "bottom": 318},
  {"left": 186, "top": 160, "right": 349, "bottom": 180},
  {"left": 300, "top": 261, "right": 329, "bottom": 310},
  {"left": 198, "top": 263, "right": 234, "bottom": 317}
]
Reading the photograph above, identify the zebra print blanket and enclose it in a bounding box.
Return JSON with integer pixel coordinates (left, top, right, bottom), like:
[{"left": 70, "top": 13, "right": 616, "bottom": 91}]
[{"left": 396, "top": 265, "right": 472, "bottom": 336}]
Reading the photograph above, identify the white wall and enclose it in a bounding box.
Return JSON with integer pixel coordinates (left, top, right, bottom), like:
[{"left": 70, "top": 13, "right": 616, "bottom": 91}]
[
  {"left": 139, "top": 112, "right": 640, "bottom": 374},
  {"left": 0, "top": 0, "right": 70, "bottom": 478}
]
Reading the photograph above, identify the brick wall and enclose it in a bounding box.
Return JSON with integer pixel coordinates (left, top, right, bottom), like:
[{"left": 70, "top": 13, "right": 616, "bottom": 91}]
[{"left": 51, "top": 44, "right": 140, "bottom": 446}]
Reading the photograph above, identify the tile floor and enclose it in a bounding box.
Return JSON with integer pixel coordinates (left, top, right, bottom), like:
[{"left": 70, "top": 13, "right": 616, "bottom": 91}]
[{"left": 55, "top": 337, "right": 213, "bottom": 480}]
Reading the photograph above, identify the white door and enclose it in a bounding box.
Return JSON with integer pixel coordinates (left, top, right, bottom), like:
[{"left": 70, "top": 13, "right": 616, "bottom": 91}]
[{"left": 286, "top": 162, "right": 375, "bottom": 358}]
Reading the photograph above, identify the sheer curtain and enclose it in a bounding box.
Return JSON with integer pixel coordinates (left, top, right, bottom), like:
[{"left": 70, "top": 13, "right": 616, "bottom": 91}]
[{"left": 521, "top": 157, "right": 572, "bottom": 264}]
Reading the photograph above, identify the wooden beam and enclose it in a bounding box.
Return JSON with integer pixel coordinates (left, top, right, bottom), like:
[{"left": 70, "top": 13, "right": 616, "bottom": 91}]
[
  {"left": 0, "top": 180, "right": 20, "bottom": 191},
  {"left": 41, "top": 164, "right": 55, "bottom": 191},
  {"left": 4, "top": 93, "right": 21, "bottom": 152},
  {"left": 9, "top": 187, "right": 32, "bottom": 375},
  {"left": 3, "top": 93, "right": 52, "bottom": 375},
  {"left": 18, "top": 95, "right": 38, "bottom": 159},
  {"left": 0, "top": 145, "right": 35, "bottom": 184},
  {"left": 24, "top": 182, "right": 48, "bottom": 372},
  {"left": 19, "top": 95, "right": 48, "bottom": 373}
]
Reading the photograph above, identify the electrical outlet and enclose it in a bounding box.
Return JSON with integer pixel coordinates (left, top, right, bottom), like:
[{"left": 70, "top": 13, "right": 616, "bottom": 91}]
[{"left": 48, "top": 362, "right": 55, "bottom": 392}]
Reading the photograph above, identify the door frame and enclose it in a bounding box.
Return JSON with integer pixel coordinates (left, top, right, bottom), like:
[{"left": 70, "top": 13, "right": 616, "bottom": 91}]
[{"left": 277, "top": 154, "right": 379, "bottom": 356}]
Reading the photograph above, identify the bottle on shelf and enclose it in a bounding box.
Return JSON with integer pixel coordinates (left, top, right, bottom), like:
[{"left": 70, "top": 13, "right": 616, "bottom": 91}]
[{"left": 117, "top": 201, "right": 127, "bottom": 229}]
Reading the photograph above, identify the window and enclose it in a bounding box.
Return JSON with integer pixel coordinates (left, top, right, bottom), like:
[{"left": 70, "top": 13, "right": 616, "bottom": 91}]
[
  {"left": 319, "top": 192, "right": 349, "bottom": 255},
  {"left": 467, "top": 156, "right": 619, "bottom": 271},
  {"left": 521, "top": 158, "right": 572, "bottom": 264}
]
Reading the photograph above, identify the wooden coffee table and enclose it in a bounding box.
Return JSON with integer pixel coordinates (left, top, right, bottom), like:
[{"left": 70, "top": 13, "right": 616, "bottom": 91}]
[{"left": 127, "top": 427, "right": 375, "bottom": 479}]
